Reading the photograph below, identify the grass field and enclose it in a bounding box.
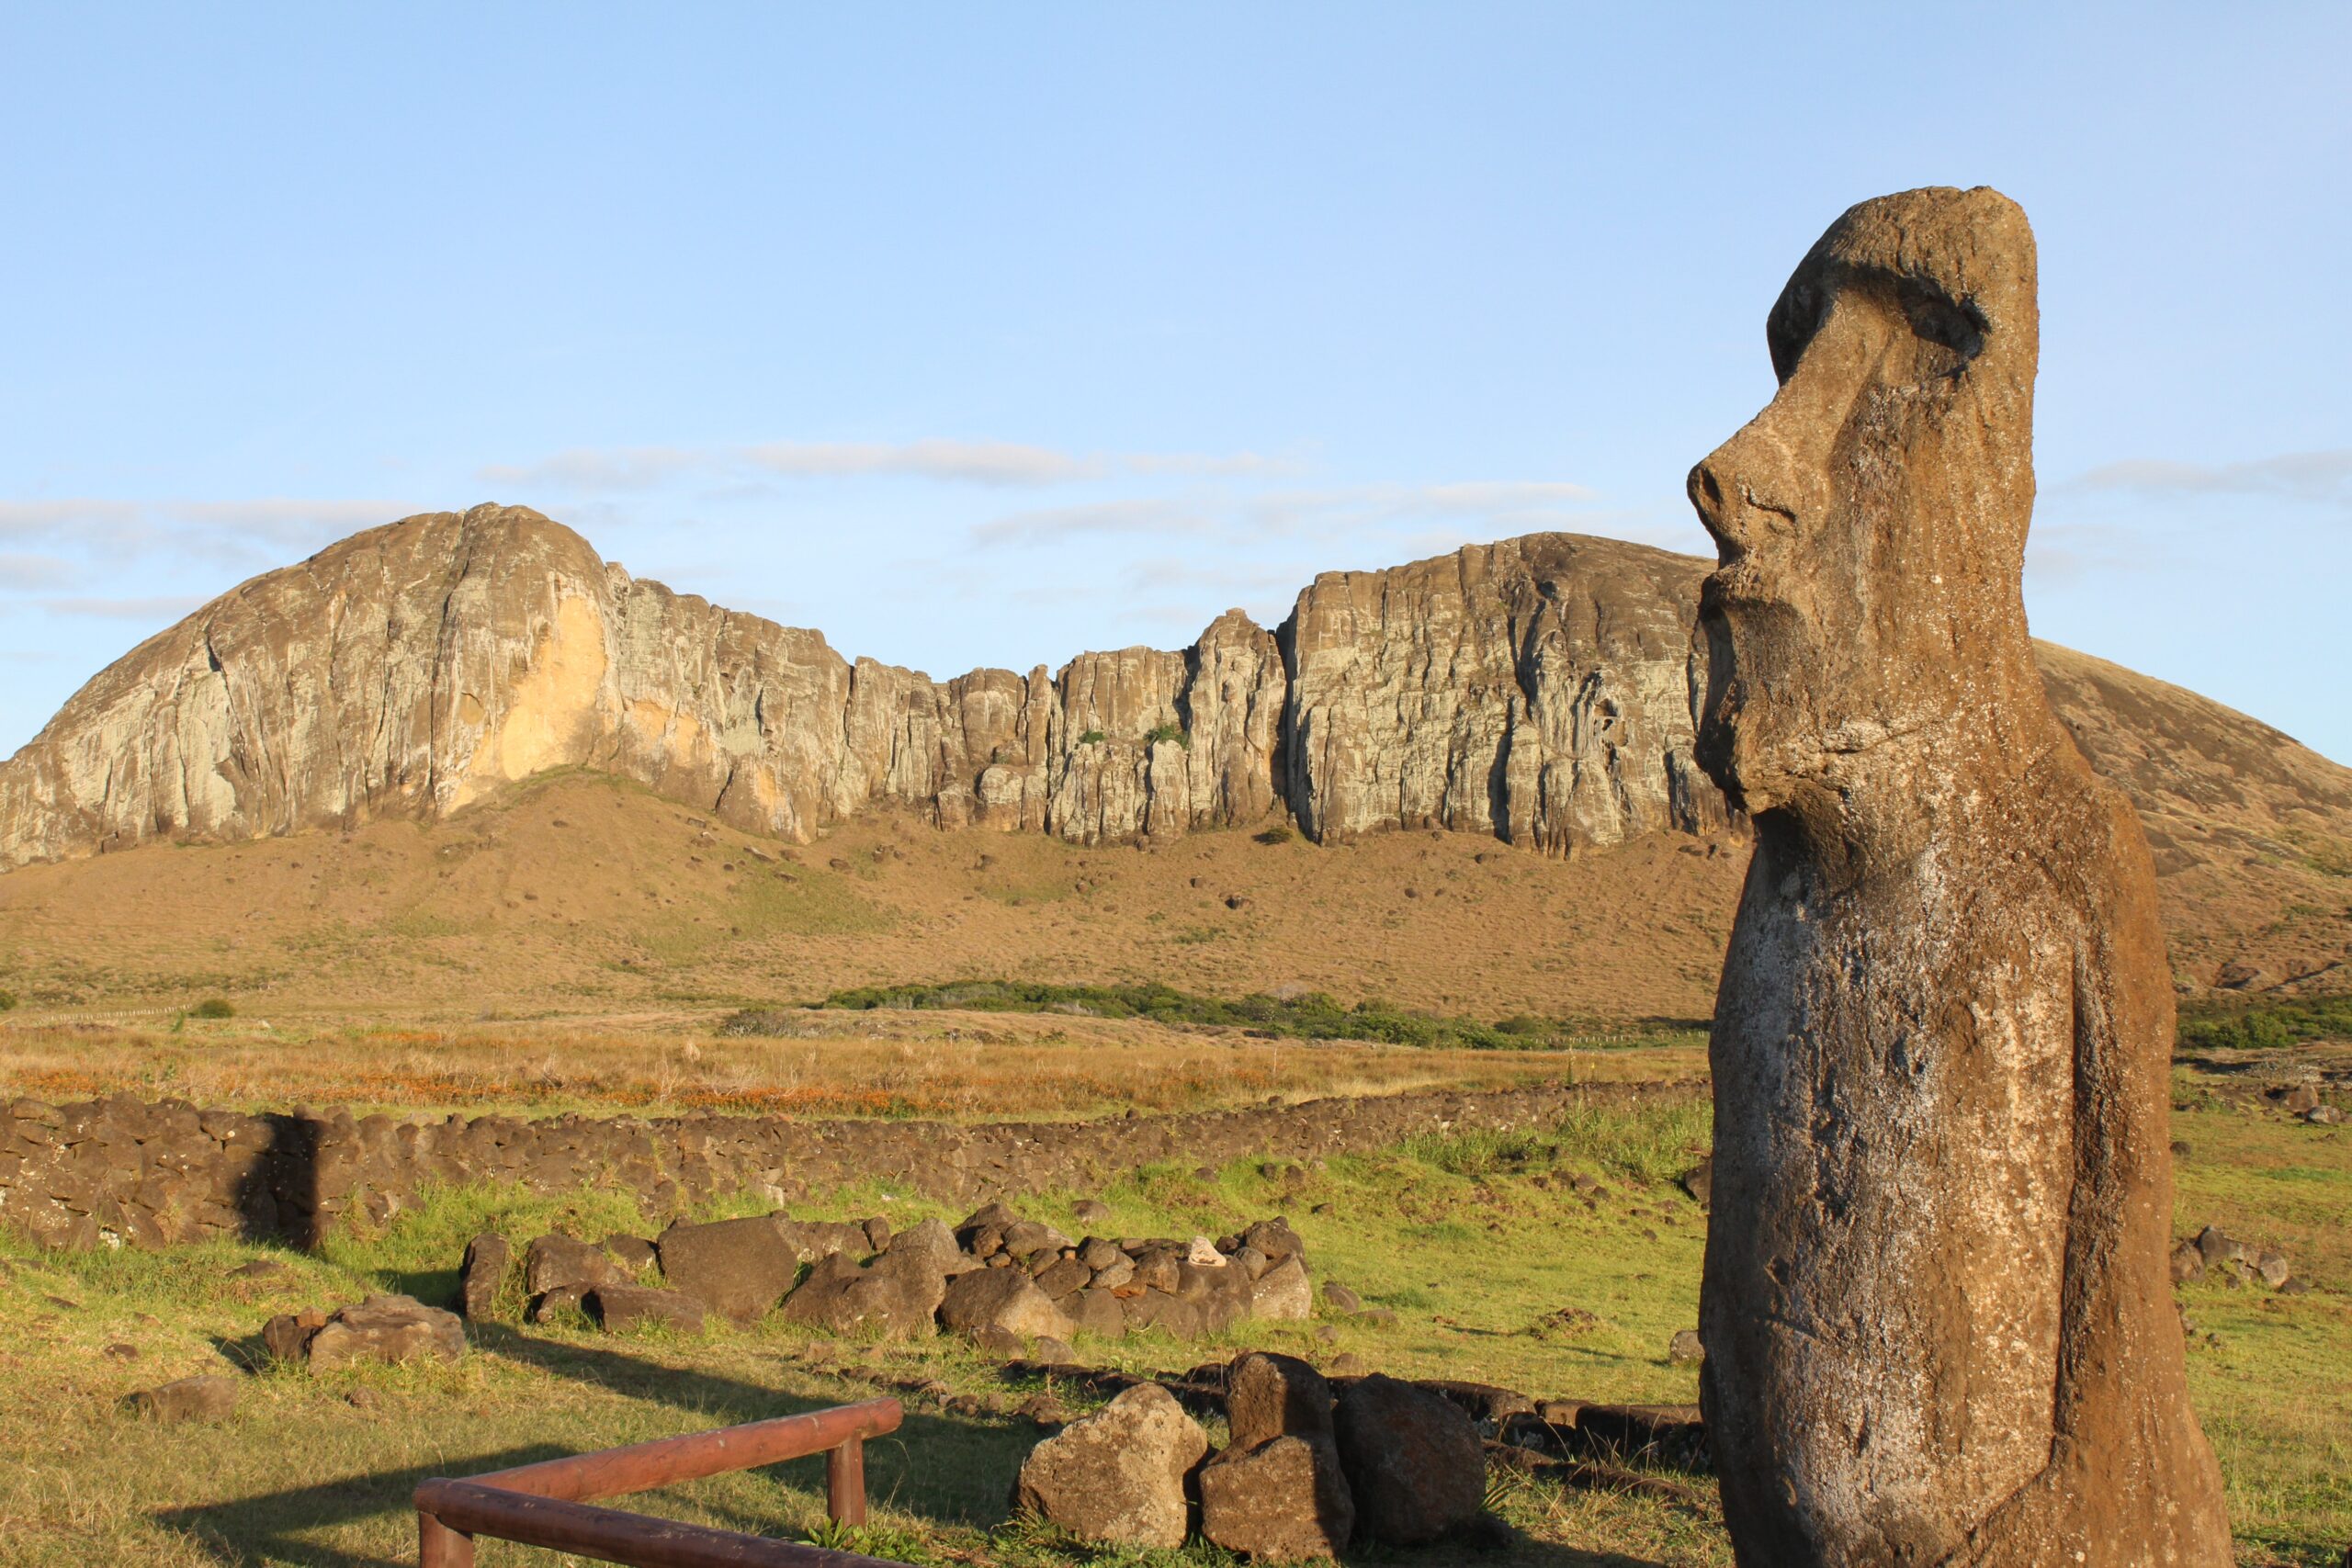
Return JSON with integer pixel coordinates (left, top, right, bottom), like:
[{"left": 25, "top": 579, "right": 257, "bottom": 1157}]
[{"left": 0, "top": 1073, "right": 2343, "bottom": 1567}]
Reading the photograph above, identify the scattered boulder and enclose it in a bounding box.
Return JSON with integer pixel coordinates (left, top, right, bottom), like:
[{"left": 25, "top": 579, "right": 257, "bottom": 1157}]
[
  {"left": 458, "top": 1233, "right": 510, "bottom": 1320},
  {"left": 2169, "top": 1241, "right": 2205, "bottom": 1284},
  {"left": 1227, "top": 1352, "right": 1335, "bottom": 1448},
  {"left": 880, "top": 1217, "right": 976, "bottom": 1279},
  {"left": 1033, "top": 1336, "right": 1077, "bottom": 1365},
  {"left": 1250, "top": 1256, "right": 1313, "bottom": 1321},
  {"left": 589, "top": 1284, "right": 706, "bottom": 1334},
  {"left": 270, "top": 1295, "right": 466, "bottom": 1371},
  {"left": 1679, "top": 1156, "right": 1713, "bottom": 1209},
  {"left": 1668, "top": 1328, "right": 1705, "bottom": 1364},
  {"left": 779, "top": 1248, "right": 949, "bottom": 1339},
  {"left": 2256, "top": 1250, "right": 2292, "bottom": 1290},
  {"left": 1065, "top": 1287, "right": 1127, "bottom": 1338},
  {"left": 969, "top": 1325, "right": 1025, "bottom": 1359},
  {"left": 1241, "top": 1217, "right": 1305, "bottom": 1261},
  {"left": 1200, "top": 1433, "right": 1356, "bottom": 1562},
  {"left": 655, "top": 1215, "right": 800, "bottom": 1323},
  {"left": 601, "top": 1234, "right": 659, "bottom": 1270},
  {"left": 1072, "top": 1198, "right": 1115, "bottom": 1225},
  {"left": 942, "top": 1268, "right": 1074, "bottom": 1342},
  {"left": 1012, "top": 1382, "right": 1208, "bottom": 1550},
  {"left": 1333, "top": 1373, "right": 1485, "bottom": 1545},
  {"left": 2196, "top": 1225, "right": 2248, "bottom": 1269},
  {"left": 1322, "top": 1281, "right": 1363, "bottom": 1314},
  {"left": 527, "top": 1286, "right": 584, "bottom": 1325},
  {"left": 524, "top": 1233, "right": 617, "bottom": 1298},
  {"left": 1002, "top": 1220, "right": 1073, "bottom": 1258},
  {"left": 125, "top": 1373, "right": 240, "bottom": 1423},
  {"left": 1034, "top": 1256, "right": 1091, "bottom": 1299}
]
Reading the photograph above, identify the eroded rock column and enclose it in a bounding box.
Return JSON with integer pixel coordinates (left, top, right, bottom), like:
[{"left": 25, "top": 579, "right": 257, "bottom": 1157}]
[{"left": 1688, "top": 186, "right": 2229, "bottom": 1565}]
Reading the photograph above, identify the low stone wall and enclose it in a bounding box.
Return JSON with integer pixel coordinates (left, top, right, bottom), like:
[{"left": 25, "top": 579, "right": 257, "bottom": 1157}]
[{"left": 0, "top": 1079, "right": 1697, "bottom": 1251}]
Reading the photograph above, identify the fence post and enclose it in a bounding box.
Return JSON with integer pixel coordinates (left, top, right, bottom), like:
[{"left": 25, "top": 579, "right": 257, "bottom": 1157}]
[
  {"left": 826, "top": 1436, "right": 867, "bottom": 1528},
  {"left": 418, "top": 1510, "right": 476, "bottom": 1568}
]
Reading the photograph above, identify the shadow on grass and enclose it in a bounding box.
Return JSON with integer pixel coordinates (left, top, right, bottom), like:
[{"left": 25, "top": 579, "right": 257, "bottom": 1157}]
[{"left": 153, "top": 1325, "right": 1668, "bottom": 1566}]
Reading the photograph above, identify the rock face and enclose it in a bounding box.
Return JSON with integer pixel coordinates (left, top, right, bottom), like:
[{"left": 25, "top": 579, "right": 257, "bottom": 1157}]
[
  {"left": 266, "top": 1294, "right": 466, "bottom": 1371},
  {"left": 2, "top": 503, "right": 2343, "bottom": 903},
  {"left": 1330, "top": 1373, "right": 1486, "bottom": 1546},
  {"left": 1012, "top": 1382, "right": 1209, "bottom": 1550},
  {"left": 1688, "top": 186, "right": 2230, "bottom": 1564}
]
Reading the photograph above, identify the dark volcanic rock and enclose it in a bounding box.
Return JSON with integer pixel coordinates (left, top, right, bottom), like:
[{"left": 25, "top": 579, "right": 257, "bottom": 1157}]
[
  {"left": 588, "top": 1284, "right": 706, "bottom": 1334},
  {"left": 1333, "top": 1373, "right": 1485, "bottom": 1545},
  {"left": 656, "top": 1215, "right": 802, "bottom": 1323},
  {"left": 458, "top": 1232, "right": 510, "bottom": 1320},
  {"left": 125, "top": 1373, "right": 241, "bottom": 1423},
  {"left": 1200, "top": 1434, "right": 1356, "bottom": 1562}
]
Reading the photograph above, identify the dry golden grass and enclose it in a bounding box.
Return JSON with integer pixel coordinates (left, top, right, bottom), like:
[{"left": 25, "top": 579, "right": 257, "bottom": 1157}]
[
  {"left": 0, "top": 770, "right": 1747, "bottom": 1028},
  {"left": 0, "top": 1010, "right": 1702, "bottom": 1121}
]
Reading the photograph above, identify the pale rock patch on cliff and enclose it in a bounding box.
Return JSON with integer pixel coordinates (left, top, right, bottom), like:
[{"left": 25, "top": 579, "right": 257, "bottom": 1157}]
[{"left": 1286, "top": 535, "right": 1727, "bottom": 852}]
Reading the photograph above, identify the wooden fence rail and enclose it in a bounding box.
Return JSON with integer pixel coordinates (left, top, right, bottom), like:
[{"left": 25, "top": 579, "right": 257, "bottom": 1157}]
[{"left": 414, "top": 1397, "right": 907, "bottom": 1567}]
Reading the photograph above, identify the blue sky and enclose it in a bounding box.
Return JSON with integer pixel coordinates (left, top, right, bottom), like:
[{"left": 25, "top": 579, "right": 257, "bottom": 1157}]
[{"left": 3, "top": 4, "right": 2346, "bottom": 761}]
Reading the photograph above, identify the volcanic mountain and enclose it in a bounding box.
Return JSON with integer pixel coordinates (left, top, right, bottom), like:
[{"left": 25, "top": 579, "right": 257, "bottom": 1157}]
[{"left": 1, "top": 504, "right": 2345, "bottom": 1005}]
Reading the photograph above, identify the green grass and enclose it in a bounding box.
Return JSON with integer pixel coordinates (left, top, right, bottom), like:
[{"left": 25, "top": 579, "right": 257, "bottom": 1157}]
[
  {"left": 722, "top": 977, "right": 1706, "bottom": 1053},
  {"left": 2179, "top": 993, "right": 2352, "bottom": 1054},
  {"left": 0, "top": 1089, "right": 2340, "bottom": 1564},
  {"left": 0, "top": 1098, "right": 1729, "bottom": 1565}
]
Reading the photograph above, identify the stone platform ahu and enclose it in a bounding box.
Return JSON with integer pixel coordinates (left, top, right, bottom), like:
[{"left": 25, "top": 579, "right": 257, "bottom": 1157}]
[{"left": 1687, "top": 188, "right": 2232, "bottom": 1562}]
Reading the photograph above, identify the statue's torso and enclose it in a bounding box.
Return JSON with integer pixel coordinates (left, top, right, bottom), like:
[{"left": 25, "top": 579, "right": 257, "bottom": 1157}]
[{"left": 1704, "top": 829, "right": 2079, "bottom": 1558}]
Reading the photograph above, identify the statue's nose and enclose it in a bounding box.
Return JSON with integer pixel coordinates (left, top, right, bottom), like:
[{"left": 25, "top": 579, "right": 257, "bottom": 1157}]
[{"left": 1687, "top": 455, "right": 1746, "bottom": 560}]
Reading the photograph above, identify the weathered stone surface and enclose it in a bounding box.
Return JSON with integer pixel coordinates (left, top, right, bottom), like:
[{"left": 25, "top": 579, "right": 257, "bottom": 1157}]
[
  {"left": 588, "top": 1284, "right": 706, "bottom": 1334},
  {"left": 777, "top": 1247, "right": 949, "bottom": 1339},
  {"left": 1688, "top": 186, "right": 2230, "bottom": 1564},
  {"left": 880, "top": 1217, "right": 973, "bottom": 1279},
  {"left": 1227, "top": 1352, "right": 1335, "bottom": 1449},
  {"left": 523, "top": 1233, "right": 616, "bottom": 1298},
  {"left": 1065, "top": 1286, "right": 1127, "bottom": 1338},
  {"left": 458, "top": 1232, "right": 510, "bottom": 1320},
  {"left": 275, "top": 1294, "right": 465, "bottom": 1371},
  {"left": 1013, "top": 1383, "right": 1208, "bottom": 1549},
  {"left": 1332, "top": 1373, "right": 1485, "bottom": 1545},
  {"left": 941, "top": 1268, "right": 1073, "bottom": 1342},
  {"left": 1250, "top": 1255, "right": 1312, "bottom": 1321},
  {"left": 6, "top": 502, "right": 2324, "bottom": 898},
  {"left": 655, "top": 1215, "right": 800, "bottom": 1323},
  {"left": 1667, "top": 1328, "right": 1703, "bottom": 1364},
  {"left": 125, "top": 1373, "right": 241, "bottom": 1423},
  {"left": 1200, "top": 1434, "right": 1356, "bottom": 1562},
  {"left": 601, "top": 1234, "right": 658, "bottom": 1270}
]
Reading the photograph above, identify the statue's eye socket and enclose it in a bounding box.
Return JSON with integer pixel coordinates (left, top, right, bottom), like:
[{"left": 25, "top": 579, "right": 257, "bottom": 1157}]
[{"left": 1899, "top": 289, "right": 1986, "bottom": 361}]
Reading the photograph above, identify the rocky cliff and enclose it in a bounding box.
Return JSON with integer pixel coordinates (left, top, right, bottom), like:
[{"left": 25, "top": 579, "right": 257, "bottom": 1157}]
[{"left": 1, "top": 504, "right": 2345, "bottom": 876}]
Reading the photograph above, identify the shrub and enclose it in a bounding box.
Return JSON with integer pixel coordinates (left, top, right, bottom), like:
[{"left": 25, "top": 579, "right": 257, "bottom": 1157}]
[
  {"left": 1252, "top": 823, "right": 1295, "bottom": 845},
  {"left": 1076, "top": 728, "right": 1105, "bottom": 746},
  {"left": 2178, "top": 994, "right": 2352, "bottom": 1053},
  {"left": 0, "top": 988, "right": 15, "bottom": 1011},
  {"left": 191, "top": 997, "right": 236, "bottom": 1020},
  {"left": 1142, "top": 722, "right": 1190, "bottom": 750}
]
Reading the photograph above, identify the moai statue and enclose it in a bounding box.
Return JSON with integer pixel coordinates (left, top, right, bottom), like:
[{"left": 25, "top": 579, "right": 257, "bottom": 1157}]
[{"left": 1686, "top": 187, "right": 2231, "bottom": 1564}]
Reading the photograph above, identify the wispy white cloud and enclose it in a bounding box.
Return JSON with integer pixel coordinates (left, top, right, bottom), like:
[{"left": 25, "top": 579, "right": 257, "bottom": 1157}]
[
  {"left": 40, "top": 594, "right": 209, "bottom": 620},
  {"left": 974, "top": 479, "right": 1612, "bottom": 551},
  {"left": 0, "top": 552, "right": 78, "bottom": 590},
  {"left": 971, "top": 499, "right": 1209, "bottom": 546},
  {"left": 2059, "top": 449, "right": 2352, "bottom": 507},
  {"left": 744, "top": 439, "right": 1093, "bottom": 486},
  {"left": 481, "top": 438, "right": 1303, "bottom": 494}
]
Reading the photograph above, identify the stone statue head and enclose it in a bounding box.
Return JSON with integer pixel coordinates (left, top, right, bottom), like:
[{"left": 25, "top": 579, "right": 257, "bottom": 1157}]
[{"left": 1687, "top": 186, "right": 2041, "bottom": 818}]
